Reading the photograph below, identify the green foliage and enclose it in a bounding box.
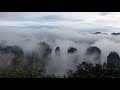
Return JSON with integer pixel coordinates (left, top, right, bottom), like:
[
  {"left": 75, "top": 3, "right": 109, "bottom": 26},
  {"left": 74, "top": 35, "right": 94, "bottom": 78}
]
[
  {"left": 65, "top": 61, "right": 120, "bottom": 78},
  {"left": 0, "top": 65, "right": 56, "bottom": 78},
  {"left": 25, "top": 64, "right": 46, "bottom": 78},
  {"left": 65, "top": 62, "right": 106, "bottom": 78},
  {"left": 0, "top": 67, "right": 26, "bottom": 78}
]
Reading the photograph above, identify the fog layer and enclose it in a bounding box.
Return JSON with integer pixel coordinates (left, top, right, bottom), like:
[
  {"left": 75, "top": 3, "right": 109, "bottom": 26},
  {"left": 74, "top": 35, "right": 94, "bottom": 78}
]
[{"left": 0, "top": 26, "right": 120, "bottom": 76}]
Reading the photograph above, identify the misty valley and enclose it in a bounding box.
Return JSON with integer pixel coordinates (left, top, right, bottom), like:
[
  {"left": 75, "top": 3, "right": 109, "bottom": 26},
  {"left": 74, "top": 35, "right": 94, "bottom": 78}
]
[
  {"left": 0, "top": 31, "right": 120, "bottom": 78},
  {"left": 1, "top": 12, "right": 120, "bottom": 78}
]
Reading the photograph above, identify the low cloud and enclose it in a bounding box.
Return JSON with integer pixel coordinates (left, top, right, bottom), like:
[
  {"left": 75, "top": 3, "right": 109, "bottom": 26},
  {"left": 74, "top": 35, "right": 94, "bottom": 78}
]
[
  {"left": 0, "top": 26, "right": 119, "bottom": 76},
  {"left": 0, "top": 12, "right": 120, "bottom": 76}
]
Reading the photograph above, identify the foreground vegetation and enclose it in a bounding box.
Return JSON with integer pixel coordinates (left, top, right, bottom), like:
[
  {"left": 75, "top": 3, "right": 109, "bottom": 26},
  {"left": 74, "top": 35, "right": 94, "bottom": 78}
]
[
  {"left": 0, "top": 62, "right": 120, "bottom": 78},
  {"left": 0, "top": 65, "right": 56, "bottom": 78},
  {"left": 65, "top": 62, "right": 120, "bottom": 78}
]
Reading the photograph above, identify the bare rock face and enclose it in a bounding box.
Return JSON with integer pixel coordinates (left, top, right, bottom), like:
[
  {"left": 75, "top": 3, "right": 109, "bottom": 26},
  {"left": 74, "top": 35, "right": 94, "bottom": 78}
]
[
  {"left": 0, "top": 46, "right": 14, "bottom": 67},
  {"left": 38, "top": 42, "right": 52, "bottom": 67},
  {"left": 0, "top": 45, "right": 24, "bottom": 68},
  {"left": 26, "top": 42, "right": 52, "bottom": 67},
  {"left": 86, "top": 46, "right": 101, "bottom": 55},
  {"left": 11, "top": 45, "right": 24, "bottom": 67},
  {"left": 55, "top": 47, "right": 60, "bottom": 55},
  {"left": 86, "top": 46, "right": 101, "bottom": 65},
  {"left": 68, "top": 47, "right": 77, "bottom": 54},
  {"left": 38, "top": 42, "right": 52, "bottom": 59},
  {"left": 67, "top": 47, "right": 79, "bottom": 69}
]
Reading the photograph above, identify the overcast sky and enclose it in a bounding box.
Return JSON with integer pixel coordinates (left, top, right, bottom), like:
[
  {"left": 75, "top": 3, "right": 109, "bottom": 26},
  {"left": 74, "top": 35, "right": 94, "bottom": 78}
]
[{"left": 0, "top": 12, "right": 120, "bottom": 32}]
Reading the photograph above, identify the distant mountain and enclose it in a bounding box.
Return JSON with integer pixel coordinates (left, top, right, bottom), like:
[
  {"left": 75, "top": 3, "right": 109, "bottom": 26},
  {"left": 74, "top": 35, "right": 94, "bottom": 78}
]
[
  {"left": 111, "top": 32, "right": 120, "bottom": 35},
  {"left": 91, "top": 32, "right": 107, "bottom": 35}
]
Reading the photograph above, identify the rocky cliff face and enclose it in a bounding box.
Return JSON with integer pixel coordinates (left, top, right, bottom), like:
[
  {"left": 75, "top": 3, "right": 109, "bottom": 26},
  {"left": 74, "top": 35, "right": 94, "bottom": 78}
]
[
  {"left": 0, "top": 45, "right": 24, "bottom": 68},
  {"left": 68, "top": 47, "right": 77, "bottom": 54},
  {"left": 55, "top": 47, "right": 60, "bottom": 55},
  {"left": 25, "top": 42, "right": 52, "bottom": 67},
  {"left": 85, "top": 46, "right": 101, "bottom": 65},
  {"left": 11, "top": 45, "right": 24, "bottom": 67}
]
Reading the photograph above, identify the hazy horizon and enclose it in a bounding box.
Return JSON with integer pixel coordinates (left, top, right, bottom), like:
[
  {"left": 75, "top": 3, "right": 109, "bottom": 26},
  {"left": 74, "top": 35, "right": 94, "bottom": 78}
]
[
  {"left": 0, "top": 12, "right": 120, "bottom": 33},
  {"left": 0, "top": 12, "right": 120, "bottom": 76}
]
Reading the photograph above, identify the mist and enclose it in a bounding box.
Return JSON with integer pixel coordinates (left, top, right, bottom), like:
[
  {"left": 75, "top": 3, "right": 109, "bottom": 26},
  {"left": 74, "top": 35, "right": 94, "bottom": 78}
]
[{"left": 0, "top": 26, "right": 120, "bottom": 76}]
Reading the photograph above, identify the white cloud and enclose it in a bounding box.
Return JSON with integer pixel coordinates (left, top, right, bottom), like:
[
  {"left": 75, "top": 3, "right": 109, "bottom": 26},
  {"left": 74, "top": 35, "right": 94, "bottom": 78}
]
[
  {"left": 0, "top": 25, "right": 120, "bottom": 75},
  {"left": 0, "top": 12, "right": 120, "bottom": 32},
  {"left": 1, "top": 12, "right": 120, "bottom": 75}
]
